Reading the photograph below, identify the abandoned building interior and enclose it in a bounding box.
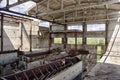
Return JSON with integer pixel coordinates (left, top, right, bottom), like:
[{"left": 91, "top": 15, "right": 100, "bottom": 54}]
[{"left": 0, "top": 0, "right": 120, "bottom": 80}]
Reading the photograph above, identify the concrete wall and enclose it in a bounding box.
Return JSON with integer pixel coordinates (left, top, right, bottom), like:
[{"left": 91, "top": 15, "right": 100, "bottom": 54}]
[
  {"left": 84, "top": 20, "right": 120, "bottom": 80},
  {"left": 0, "top": 21, "right": 20, "bottom": 51},
  {"left": 107, "top": 20, "right": 118, "bottom": 43}
]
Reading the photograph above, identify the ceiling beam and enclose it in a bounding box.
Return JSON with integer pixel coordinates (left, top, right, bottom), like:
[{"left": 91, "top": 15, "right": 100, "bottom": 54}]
[
  {"left": 0, "top": 8, "right": 65, "bottom": 25},
  {"left": 55, "top": 11, "right": 120, "bottom": 21},
  {"left": 65, "top": 17, "right": 120, "bottom": 24},
  {"left": 37, "top": 0, "right": 120, "bottom": 16}
]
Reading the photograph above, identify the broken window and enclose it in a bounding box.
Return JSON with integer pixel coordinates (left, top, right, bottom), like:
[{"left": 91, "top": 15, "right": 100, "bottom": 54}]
[
  {"left": 68, "top": 38, "right": 75, "bottom": 44},
  {"left": 87, "top": 38, "right": 105, "bottom": 45},
  {"left": 77, "top": 38, "right": 82, "bottom": 44},
  {"left": 54, "top": 38, "right": 62, "bottom": 44},
  {"left": 39, "top": 21, "right": 50, "bottom": 28},
  {"left": 68, "top": 25, "right": 82, "bottom": 31},
  {"left": 87, "top": 24, "right": 105, "bottom": 31}
]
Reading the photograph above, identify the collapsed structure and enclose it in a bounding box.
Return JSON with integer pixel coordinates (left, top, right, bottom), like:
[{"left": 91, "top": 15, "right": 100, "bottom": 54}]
[{"left": 0, "top": 0, "right": 120, "bottom": 80}]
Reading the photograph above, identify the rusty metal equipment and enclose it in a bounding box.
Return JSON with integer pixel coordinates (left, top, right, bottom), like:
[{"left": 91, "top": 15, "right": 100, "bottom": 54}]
[{"left": 0, "top": 56, "right": 80, "bottom": 80}]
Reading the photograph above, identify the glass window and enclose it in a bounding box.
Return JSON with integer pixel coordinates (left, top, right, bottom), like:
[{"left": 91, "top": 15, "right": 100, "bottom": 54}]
[
  {"left": 9, "top": 1, "right": 36, "bottom": 13},
  {"left": 87, "top": 38, "right": 105, "bottom": 45},
  {"left": 39, "top": 21, "right": 50, "bottom": 28},
  {"left": 87, "top": 24, "right": 105, "bottom": 31},
  {"left": 68, "top": 25, "right": 82, "bottom": 31},
  {"left": 77, "top": 38, "right": 82, "bottom": 44},
  {"left": 54, "top": 38, "right": 62, "bottom": 44},
  {"left": 68, "top": 38, "right": 75, "bottom": 44}
]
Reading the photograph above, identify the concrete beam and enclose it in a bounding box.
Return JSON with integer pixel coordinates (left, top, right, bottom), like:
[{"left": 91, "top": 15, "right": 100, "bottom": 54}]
[{"left": 55, "top": 11, "right": 120, "bottom": 21}]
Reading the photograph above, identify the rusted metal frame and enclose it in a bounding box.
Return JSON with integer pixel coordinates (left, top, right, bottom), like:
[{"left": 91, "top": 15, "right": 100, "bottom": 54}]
[
  {"left": 1, "top": 13, "right": 4, "bottom": 54},
  {"left": 38, "top": 69, "right": 45, "bottom": 79},
  {"left": 53, "top": 62, "right": 62, "bottom": 72},
  {"left": 75, "top": 30, "right": 77, "bottom": 50},
  {"left": 14, "top": 75, "right": 18, "bottom": 80},
  {"left": 56, "top": 61, "right": 63, "bottom": 70},
  {"left": 44, "top": 68, "right": 51, "bottom": 79},
  {"left": 23, "top": 72, "right": 29, "bottom": 80},
  {"left": 0, "top": 8, "right": 65, "bottom": 26},
  {"left": 30, "top": 21, "right": 32, "bottom": 52},
  {"left": 48, "top": 64, "right": 56, "bottom": 75},
  {"left": 31, "top": 70, "right": 39, "bottom": 80},
  {"left": 40, "top": 68, "right": 50, "bottom": 80}
]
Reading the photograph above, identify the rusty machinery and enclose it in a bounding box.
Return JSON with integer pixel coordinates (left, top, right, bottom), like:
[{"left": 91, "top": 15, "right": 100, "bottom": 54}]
[
  {"left": 0, "top": 49, "right": 97, "bottom": 80},
  {"left": 1, "top": 58, "right": 78, "bottom": 80}
]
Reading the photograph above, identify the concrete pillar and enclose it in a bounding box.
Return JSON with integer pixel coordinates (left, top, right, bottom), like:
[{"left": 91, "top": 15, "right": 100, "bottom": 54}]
[
  {"left": 19, "top": 22, "right": 23, "bottom": 50},
  {"left": 49, "top": 25, "right": 52, "bottom": 50},
  {"left": 82, "top": 22, "right": 87, "bottom": 49},
  {"left": 75, "top": 30, "right": 77, "bottom": 50},
  {"left": 64, "top": 24, "right": 67, "bottom": 49},
  {"left": 1, "top": 14, "right": 4, "bottom": 53},
  {"left": 105, "top": 21, "right": 109, "bottom": 50},
  {"left": 29, "top": 21, "right": 32, "bottom": 52}
]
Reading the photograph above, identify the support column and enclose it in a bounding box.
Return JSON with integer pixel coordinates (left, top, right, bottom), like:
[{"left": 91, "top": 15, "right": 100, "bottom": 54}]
[
  {"left": 64, "top": 24, "right": 67, "bottom": 49},
  {"left": 1, "top": 14, "right": 4, "bottom": 53},
  {"left": 19, "top": 22, "right": 23, "bottom": 50},
  {"left": 105, "top": 21, "right": 108, "bottom": 50},
  {"left": 75, "top": 30, "right": 77, "bottom": 50},
  {"left": 82, "top": 22, "right": 87, "bottom": 49},
  {"left": 30, "top": 21, "right": 32, "bottom": 52},
  {"left": 49, "top": 25, "right": 52, "bottom": 51}
]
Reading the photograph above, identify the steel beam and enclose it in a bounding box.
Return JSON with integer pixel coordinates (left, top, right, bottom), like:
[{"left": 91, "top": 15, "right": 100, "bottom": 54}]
[
  {"left": 0, "top": 8, "right": 65, "bottom": 25},
  {"left": 55, "top": 11, "right": 120, "bottom": 21},
  {"left": 1, "top": 14, "right": 4, "bottom": 54}
]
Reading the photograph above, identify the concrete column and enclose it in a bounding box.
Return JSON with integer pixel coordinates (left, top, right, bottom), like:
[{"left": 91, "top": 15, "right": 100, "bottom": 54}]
[
  {"left": 82, "top": 22, "right": 87, "bottom": 49},
  {"left": 1, "top": 14, "right": 4, "bottom": 53},
  {"left": 19, "top": 22, "right": 23, "bottom": 50},
  {"left": 75, "top": 30, "right": 77, "bottom": 50},
  {"left": 49, "top": 25, "right": 52, "bottom": 50},
  {"left": 64, "top": 24, "right": 67, "bottom": 49},
  {"left": 29, "top": 21, "right": 32, "bottom": 52},
  {"left": 105, "top": 21, "right": 109, "bottom": 50}
]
